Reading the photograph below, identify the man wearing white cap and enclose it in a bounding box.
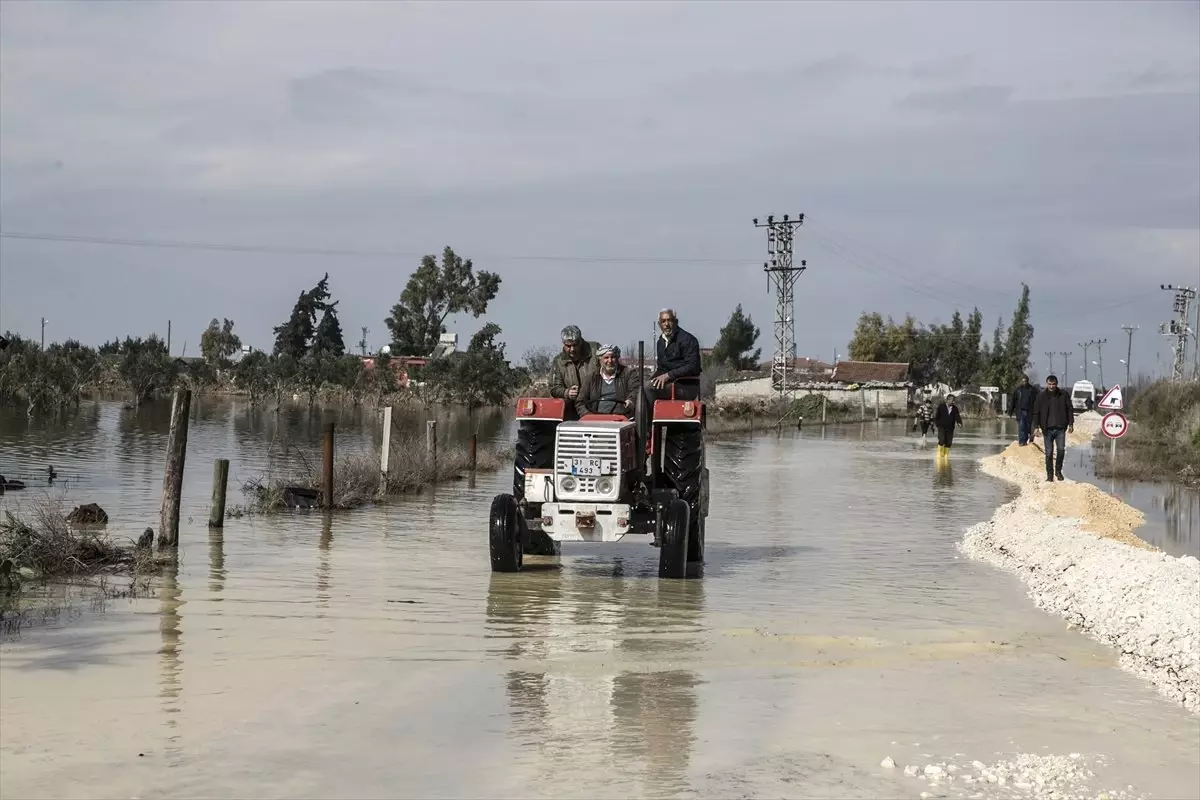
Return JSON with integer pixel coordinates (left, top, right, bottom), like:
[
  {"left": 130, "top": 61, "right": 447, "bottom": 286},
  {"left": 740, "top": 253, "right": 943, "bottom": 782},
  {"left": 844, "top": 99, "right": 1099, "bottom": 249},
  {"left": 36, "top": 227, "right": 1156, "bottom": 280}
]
[{"left": 576, "top": 344, "right": 641, "bottom": 418}]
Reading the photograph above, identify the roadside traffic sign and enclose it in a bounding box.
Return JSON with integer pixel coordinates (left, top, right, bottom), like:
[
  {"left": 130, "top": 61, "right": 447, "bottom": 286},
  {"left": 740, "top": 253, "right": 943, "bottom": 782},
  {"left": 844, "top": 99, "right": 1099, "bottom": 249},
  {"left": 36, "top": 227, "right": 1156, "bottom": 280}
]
[
  {"left": 1097, "top": 384, "right": 1124, "bottom": 410},
  {"left": 1101, "top": 411, "right": 1128, "bottom": 439}
]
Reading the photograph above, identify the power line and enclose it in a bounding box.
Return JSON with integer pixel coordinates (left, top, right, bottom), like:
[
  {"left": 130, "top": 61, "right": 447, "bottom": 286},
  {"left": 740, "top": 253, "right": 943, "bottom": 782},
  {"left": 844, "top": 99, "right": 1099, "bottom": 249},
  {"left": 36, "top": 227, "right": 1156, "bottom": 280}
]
[{"left": 0, "top": 230, "right": 746, "bottom": 266}]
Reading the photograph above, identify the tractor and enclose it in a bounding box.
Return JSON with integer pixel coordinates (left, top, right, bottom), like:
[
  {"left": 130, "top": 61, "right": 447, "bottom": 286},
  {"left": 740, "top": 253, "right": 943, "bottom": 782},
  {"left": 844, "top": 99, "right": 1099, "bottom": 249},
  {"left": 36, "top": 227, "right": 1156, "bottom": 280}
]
[{"left": 489, "top": 342, "right": 709, "bottom": 578}]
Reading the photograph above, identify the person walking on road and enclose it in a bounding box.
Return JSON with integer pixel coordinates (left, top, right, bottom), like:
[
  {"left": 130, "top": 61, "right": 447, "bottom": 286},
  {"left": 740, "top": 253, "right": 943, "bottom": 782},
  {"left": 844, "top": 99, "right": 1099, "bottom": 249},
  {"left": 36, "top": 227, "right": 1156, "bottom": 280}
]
[
  {"left": 1009, "top": 374, "right": 1038, "bottom": 447},
  {"left": 1033, "top": 374, "right": 1075, "bottom": 482},
  {"left": 933, "top": 395, "right": 963, "bottom": 460},
  {"left": 914, "top": 396, "right": 934, "bottom": 443}
]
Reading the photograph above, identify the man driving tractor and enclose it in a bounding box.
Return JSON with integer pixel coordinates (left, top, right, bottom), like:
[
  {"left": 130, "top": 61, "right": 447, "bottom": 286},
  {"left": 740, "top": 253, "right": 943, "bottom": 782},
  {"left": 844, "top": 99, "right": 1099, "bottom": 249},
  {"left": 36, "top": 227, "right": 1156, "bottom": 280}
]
[
  {"left": 646, "top": 308, "right": 702, "bottom": 403},
  {"left": 576, "top": 344, "right": 641, "bottom": 418}
]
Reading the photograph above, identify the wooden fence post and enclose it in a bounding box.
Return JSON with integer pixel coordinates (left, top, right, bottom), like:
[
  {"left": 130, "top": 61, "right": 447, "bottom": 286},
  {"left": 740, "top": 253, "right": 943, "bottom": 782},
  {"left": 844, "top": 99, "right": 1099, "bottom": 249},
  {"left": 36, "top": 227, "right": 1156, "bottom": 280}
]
[
  {"left": 875, "top": 391, "right": 880, "bottom": 421},
  {"left": 468, "top": 433, "right": 478, "bottom": 472},
  {"left": 159, "top": 387, "right": 192, "bottom": 549},
  {"left": 860, "top": 390, "right": 866, "bottom": 422},
  {"left": 208, "top": 458, "right": 229, "bottom": 528},
  {"left": 426, "top": 419, "right": 438, "bottom": 464},
  {"left": 822, "top": 395, "right": 828, "bottom": 424},
  {"left": 322, "top": 422, "right": 335, "bottom": 509}
]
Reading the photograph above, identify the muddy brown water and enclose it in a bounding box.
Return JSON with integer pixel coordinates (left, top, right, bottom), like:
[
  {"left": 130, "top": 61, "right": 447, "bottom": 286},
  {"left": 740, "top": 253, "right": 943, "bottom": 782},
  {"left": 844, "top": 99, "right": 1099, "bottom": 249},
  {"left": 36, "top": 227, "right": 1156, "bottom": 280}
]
[{"left": 1, "top": 402, "right": 1198, "bottom": 799}]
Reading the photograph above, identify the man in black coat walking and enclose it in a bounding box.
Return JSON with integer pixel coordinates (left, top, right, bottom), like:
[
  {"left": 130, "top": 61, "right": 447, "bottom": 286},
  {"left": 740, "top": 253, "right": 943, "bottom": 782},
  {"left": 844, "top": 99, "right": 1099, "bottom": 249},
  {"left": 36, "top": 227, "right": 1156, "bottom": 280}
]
[
  {"left": 1033, "top": 374, "right": 1075, "bottom": 482},
  {"left": 648, "top": 308, "right": 702, "bottom": 402},
  {"left": 1009, "top": 374, "right": 1039, "bottom": 446},
  {"left": 933, "top": 394, "right": 963, "bottom": 460}
]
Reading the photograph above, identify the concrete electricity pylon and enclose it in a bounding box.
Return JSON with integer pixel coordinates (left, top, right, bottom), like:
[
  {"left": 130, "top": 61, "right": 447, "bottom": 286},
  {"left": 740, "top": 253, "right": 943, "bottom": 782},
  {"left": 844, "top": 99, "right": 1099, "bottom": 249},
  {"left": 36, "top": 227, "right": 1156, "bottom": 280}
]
[
  {"left": 1158, "top": 284, "right": 1197, "bottom": 381},
  {"left": 1121, "top": 325, "right": 1138, "bottom": 388},
  {"left": 1044, "top": 351, "right": 1055, "bottom": 377},
  {"left": 753, "top": 214, "right": 807, "bottom": 423},
  {"left": 1078, "top": 340, "right": 1095, "bottom": 381},
  {"left": 1094, "top": 338, "right": 1107, "bottom": 388},
  {"left": 1058, "top": 351, "right": 1072, "bottom": 384}
]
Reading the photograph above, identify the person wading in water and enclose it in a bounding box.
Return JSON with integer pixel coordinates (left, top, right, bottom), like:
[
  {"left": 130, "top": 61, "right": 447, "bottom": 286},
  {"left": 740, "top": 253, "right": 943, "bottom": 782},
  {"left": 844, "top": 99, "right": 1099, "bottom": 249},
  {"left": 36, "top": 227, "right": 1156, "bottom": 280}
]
[{"left": 933, "top": 394, "right": 963, "bottom": 461}]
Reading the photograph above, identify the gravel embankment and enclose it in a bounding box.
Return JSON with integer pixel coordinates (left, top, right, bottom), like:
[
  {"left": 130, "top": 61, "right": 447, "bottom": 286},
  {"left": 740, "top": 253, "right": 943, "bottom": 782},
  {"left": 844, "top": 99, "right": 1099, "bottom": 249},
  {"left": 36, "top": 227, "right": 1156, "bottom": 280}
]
[{"left": 959, "top": 412, "right": 1200, "bottom": 714}]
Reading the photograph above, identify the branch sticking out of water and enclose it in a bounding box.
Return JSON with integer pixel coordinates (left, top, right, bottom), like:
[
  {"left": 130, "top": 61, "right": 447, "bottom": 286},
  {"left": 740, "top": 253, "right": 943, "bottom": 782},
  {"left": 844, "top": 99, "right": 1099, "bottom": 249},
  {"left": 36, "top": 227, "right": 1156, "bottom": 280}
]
[
  {"left": 0, "top": 494, "right": 160, "bottom": 586},
  {"left": 241, "top": 434, "right": 512, "bottom": 512}
]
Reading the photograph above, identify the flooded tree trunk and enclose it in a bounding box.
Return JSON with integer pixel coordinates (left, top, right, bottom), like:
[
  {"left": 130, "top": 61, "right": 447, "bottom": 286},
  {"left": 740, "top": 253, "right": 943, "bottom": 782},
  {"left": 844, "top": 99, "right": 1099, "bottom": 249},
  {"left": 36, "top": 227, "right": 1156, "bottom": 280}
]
[{"left": 158, "top": 387, "right": 192, "bottom": 549}]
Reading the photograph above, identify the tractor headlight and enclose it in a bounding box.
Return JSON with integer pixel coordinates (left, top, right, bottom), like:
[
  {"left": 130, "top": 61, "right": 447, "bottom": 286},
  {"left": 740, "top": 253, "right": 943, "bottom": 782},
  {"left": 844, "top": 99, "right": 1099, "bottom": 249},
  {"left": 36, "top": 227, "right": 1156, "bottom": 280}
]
[
  {"left": 596, "top": 477, "right": 614, "bottom": 495},
  {"left": 560, "top": 475, "right": 578, "bottom": 493}
]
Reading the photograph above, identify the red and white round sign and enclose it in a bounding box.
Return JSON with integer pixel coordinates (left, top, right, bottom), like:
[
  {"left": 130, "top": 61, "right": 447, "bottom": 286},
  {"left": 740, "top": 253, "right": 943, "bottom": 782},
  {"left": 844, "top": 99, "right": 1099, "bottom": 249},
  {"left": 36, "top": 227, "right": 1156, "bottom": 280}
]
[{"left": 1101, "top": 411, "right": 1128, "bottom": 439}]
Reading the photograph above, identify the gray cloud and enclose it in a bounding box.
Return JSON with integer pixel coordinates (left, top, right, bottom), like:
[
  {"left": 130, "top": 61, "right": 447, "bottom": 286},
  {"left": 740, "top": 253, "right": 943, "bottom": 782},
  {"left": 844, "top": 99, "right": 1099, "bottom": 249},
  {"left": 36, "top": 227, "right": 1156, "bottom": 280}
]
[
  {"left": 896, "top": 85, "right": 1014, "bottom": 113},
  {"left": 1, "top": 0, "right": 1197, "bottom": 379}
]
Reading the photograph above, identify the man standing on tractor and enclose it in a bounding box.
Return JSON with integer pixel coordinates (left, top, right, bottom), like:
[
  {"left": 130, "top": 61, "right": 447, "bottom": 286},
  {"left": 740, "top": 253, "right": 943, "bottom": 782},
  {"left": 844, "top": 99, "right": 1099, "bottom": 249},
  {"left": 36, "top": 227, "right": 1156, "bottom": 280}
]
[
  {"left": 549, "top": 325, "right": 598, "bottom": 418},
  {"left": 576, "top": 344, "right": 640, "bottom": 418},
  {"left": 1010, "top": 374, "right": 1038, "bottom": 447},
  {"left": 648, "top": 308, "right": 702, "bottom": 402}
]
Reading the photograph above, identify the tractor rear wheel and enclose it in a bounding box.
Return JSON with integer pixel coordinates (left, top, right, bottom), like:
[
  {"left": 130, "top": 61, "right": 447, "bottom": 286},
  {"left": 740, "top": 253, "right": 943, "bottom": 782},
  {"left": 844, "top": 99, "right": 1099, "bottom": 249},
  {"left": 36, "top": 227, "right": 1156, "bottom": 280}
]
[
  {"left": 663, "top": 424, "right": 705, "bottom": 558},
  {"left": 658, "top": 498, "right": 689, "bottom": 579},
  {"left": 489, "top": 494, "right": 523, "bottom": 573}
]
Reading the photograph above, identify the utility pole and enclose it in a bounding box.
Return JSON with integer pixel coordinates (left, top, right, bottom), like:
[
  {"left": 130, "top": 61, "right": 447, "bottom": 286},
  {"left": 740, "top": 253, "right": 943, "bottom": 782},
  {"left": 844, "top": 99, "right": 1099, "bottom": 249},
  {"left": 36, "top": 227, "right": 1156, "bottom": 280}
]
[
  {"left": 1059, "top": 351, "right": 1072, "bottom": 384},
  {"left": 1094, "top": 338, "right": 1107, "bottom": 388},
  {"left": 1159, "top": 284, "right": 1197, "bottom": 381},
  {"left": 40, "top": 317, "right": 47, "bottom": 350},
  {"left": 359, "top": 326, "right": 370, "bottom": 356},
  {"left": 1077, "top": 340, "right": 1095, "bottom": 381},
  {"left": 1044, "top": 351, "right": 1054, "bottom": 378},
  {"left": 753, "top": 214, "right": 807, "bottom": 426},
  {"left": 1121, "top": 325, "right": 1138, "bottom": 388},
  {"left": 167, "top": 320, "right": 172, "bottom": 355}
]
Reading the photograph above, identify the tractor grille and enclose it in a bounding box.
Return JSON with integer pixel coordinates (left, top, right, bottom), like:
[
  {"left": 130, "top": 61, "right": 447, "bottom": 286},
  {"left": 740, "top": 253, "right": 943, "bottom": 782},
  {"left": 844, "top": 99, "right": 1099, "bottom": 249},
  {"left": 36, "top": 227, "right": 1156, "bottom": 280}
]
[
  {"left": 556, "top": 429, "right": 621, "bottom": 497},
  {"left": 556, "top": 429, "right": 620, "bottom": 463}
]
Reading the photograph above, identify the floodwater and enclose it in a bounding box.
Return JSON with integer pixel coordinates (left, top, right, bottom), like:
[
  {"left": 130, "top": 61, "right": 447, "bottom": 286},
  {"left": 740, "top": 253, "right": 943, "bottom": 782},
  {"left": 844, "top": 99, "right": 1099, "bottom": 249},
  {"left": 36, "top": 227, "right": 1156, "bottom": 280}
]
[{"left": 1, "top": 403, "right": 1198, "bottom": 799}]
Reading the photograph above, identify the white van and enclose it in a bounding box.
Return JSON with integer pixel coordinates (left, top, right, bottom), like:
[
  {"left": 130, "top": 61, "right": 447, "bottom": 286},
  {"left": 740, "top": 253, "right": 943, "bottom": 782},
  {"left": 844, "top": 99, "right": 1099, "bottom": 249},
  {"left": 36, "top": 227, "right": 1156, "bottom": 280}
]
[{"left": 1071, "top": 380, "right": 1096, "bottom": 412}]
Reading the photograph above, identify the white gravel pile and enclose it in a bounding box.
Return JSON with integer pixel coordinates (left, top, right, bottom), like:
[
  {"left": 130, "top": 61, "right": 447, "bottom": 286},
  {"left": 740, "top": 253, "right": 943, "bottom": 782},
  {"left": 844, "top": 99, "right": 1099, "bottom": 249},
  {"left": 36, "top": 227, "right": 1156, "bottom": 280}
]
[
  {"left": 889, "top": 752, "right": 1141, "bottom": 799},
  {"left": 959, "top": 412, "right": 1200, "bottom": 714}
]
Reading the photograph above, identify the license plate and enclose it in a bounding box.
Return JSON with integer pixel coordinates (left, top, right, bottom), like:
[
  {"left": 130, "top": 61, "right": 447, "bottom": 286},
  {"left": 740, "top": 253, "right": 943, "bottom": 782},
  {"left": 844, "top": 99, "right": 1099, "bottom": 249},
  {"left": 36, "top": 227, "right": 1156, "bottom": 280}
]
[{"left": 570, "top": 458, "right": 603, "bottom": 476}]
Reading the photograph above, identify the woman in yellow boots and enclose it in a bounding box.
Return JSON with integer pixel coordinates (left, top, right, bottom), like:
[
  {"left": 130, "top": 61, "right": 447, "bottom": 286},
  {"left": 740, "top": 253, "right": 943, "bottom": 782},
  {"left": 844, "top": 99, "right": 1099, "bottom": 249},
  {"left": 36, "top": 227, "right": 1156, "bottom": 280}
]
[{"left": 933, "top": 394, "right": 964, "bottom": 460}]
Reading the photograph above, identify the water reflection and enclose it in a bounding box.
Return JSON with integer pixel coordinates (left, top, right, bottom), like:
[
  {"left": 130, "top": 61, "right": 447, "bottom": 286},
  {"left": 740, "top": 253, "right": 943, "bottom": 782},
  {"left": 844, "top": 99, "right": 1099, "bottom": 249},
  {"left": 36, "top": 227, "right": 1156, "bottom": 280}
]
[
  {"left": 157, "top": 557, "right": 184, "bottom": 766},
  {"left": 208, "top": 527, "right": 226, "bottom": 596},
  {"left": 486, "top": 571, "right": 704, "bottom": 797},
  {"left": 317, "top": 513, "right": 333, "bottom": 615}
]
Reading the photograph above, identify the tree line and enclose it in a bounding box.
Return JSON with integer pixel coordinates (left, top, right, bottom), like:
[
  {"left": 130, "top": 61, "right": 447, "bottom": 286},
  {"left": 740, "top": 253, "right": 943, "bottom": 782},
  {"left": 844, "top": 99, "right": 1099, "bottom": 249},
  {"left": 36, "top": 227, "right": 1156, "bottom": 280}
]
[
  {"left": 847, "top": 283, "right": 1034, "bottom": 390},
  {"left": 678, "top": 285, "right": 1035, "bottom": 396},
  {"left": 0, "top": 247, "right": 527, "bottom": 414}
]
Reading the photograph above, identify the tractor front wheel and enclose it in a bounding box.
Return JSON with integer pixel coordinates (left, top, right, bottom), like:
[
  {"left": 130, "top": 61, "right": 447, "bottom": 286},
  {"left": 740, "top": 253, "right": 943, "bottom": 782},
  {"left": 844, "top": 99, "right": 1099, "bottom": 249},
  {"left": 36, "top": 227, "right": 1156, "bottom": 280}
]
[
  {"left": 489, "top": 494, "right": 523, "bottom": 573},
  {"left": 658, "top": 498, "right": 690, "bottom": 579}
]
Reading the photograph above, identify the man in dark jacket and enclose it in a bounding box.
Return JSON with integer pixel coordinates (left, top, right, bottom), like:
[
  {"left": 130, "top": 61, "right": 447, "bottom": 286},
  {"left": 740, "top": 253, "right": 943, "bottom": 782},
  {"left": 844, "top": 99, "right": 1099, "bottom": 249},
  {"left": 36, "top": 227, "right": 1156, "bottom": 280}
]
[
  {"left": 933, "top": 394, "right": 963, "bottom": 460},
  {"left": 549, "top": 325, "right": 598, "bottom": 419},
  {"left": 649, "top": 308, "right": 702, "bottom": 401},
  {"left": 1033, "top": 373, "right": 1075, "bottom": 482},
  {"left": 1009, "top": 374, "right": 1039, "bottom": 447},
  {"left": 576, "top": 345, "right": 641, "bottom": 418}
]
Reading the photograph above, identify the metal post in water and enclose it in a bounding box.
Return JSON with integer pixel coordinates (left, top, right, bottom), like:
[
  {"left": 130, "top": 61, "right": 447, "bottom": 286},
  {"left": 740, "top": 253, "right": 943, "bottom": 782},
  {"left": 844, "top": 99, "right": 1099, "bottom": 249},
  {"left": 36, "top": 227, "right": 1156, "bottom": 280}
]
[
  {"left": 822, "top": 394, "right": 827, "bottom": 424},
  {"left": 208, "top": 458, "right": 229, "bottom": 528},
  {"left": 875, "top": 391, "right": 880, "bottom": 421},
  {"left": 322, "top": 422, "right": 335, "bottom": 509},
  {"left": 860, "top": 390, "right": 866, "bottom": 421}
]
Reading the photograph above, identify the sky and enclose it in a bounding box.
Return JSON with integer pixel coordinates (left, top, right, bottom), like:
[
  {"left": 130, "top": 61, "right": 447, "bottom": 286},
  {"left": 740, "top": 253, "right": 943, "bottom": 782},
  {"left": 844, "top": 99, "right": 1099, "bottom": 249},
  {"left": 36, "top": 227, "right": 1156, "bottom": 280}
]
[{"left": 1, "top": 0, "right": 1198, "bottom": 384}]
